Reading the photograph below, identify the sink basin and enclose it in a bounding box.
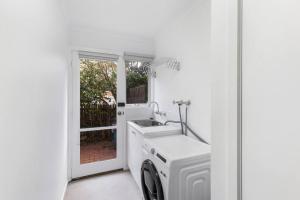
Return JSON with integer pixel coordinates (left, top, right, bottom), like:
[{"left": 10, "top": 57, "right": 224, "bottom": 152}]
[{"left": 132, "top": 120, "right": 164, "bottom": 127}]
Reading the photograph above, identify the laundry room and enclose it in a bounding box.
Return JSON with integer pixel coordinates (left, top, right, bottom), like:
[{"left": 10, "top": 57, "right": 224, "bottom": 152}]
[
  {"left": 65, "top": 0, "right": 212, "bottom": 199},
  {"left": 1, "top": 0, "right": 214, "bottom": 198},
  {"left": 4, "top": 0, "right": 300, "bottom": 200}
]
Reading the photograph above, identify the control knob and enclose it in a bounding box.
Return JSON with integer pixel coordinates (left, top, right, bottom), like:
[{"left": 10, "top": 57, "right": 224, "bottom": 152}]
[{"left": 150, "top": 148, "right": 156, "bottom": 155}]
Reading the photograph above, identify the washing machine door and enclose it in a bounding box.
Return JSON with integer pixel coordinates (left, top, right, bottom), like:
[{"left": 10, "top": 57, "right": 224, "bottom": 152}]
[{"left": 141, "top": 159, "right": 164, "bottom": 200}]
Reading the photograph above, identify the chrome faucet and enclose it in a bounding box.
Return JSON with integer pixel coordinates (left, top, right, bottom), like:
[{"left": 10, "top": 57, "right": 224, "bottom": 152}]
[
  {"left": 148, "top": 101, "right": 166, "bottom": 116},
  {"left": 149, "top": 101, "right": 160, "bottom": 113}
]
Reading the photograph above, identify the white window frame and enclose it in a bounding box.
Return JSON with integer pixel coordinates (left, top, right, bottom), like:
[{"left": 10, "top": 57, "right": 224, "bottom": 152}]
[{"left": 123, "top": 52, "right": 155, "bottom": 106}]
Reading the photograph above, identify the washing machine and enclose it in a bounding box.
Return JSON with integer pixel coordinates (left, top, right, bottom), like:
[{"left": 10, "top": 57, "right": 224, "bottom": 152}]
[
  {"left": 127, "top": 121, "right": 181, "bottom": 190},
  {"left": 141, "top": 135, "right": 211, "bottom": 200}
]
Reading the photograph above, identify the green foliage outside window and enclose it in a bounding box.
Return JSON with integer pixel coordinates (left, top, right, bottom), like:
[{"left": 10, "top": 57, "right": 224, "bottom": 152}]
[
  {"left": 80, "top": 58, "right": 117, "bottom": 106},
  {"left": 126, "top": 61, "right": 149, "bottom": 104}
]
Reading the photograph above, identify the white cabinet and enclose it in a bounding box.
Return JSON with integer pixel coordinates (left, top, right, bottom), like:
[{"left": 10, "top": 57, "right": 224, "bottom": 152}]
[{"left": 127, "top": 124, "right": 143, "bottom": 189}]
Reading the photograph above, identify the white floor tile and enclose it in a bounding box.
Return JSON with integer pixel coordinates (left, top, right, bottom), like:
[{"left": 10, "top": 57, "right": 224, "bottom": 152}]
[{"left": 64, "top": 171, "right": 143, "bottom": 200}]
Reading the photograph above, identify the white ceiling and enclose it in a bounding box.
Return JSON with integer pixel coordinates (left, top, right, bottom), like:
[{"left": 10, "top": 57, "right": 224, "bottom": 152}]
[{"left": 66, "top": 0, "right": 194, "bottom": 38}]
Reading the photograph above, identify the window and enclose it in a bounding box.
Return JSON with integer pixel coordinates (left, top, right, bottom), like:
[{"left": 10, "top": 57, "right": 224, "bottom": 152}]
[{"left": 125, "top": 60, "right": 151, "bottom": 104}]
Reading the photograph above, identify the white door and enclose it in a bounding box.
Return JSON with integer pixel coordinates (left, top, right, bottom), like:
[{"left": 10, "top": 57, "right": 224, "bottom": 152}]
[
  {"left": 71, "top": 51, "right": 126, "bottom": 179},
  {"left": 242, "top": 1, "right": 300, "bottom": 199}
]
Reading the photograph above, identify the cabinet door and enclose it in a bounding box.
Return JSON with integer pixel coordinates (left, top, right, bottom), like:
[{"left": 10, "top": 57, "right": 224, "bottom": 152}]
[
  {"left": 135, "top": 132, "right": 143, "bottom": 189},
  {"left": 127, "top": 126, "right": 137, "bottom": 171},
  {"left": 127, "top": 126, "right": 140, "bottom": 184}
]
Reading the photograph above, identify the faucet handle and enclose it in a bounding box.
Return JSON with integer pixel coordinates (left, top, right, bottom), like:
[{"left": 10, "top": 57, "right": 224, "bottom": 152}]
[
  {"left": 173, "top": 100, "right": 183, "bottom": 105},
  {"left": 173, "top": 100, "right": 190, "bottom": 106},
  {"left": 155, "top": 111, "right": 167, "bottom": 116}
]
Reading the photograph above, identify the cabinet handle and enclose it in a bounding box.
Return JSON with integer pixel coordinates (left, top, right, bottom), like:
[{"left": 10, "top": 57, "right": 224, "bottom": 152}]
[{"left": 131, "top": 131, "right": 136, "bottom": 135}]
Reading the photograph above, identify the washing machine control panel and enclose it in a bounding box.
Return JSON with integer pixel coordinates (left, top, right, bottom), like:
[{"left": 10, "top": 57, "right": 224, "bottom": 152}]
[{"left": 156, "top": 153, "right": 167, "bottom": 163}]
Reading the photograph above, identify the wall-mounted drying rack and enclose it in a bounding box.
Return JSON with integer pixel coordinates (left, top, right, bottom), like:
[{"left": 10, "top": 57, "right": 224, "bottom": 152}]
[
  {"left": 151, "top": 57, "right": 181, "bottom": 71},
  {"left": 130, "top": 56, "right": 180, "bottom": 78}
]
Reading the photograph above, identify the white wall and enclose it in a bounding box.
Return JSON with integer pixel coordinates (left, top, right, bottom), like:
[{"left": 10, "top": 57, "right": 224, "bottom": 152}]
[
  {"left": 153, "top": 0, "right": 211, "bottom": 142},
  {"left": 242, "top": 1, "right": 300, "bottom": 199},
  {"left": 0, "top": 1, "right": 69, "bottom": 200},
  {"left": 70, "top": 26, "right": 155, "bottom": 55}
]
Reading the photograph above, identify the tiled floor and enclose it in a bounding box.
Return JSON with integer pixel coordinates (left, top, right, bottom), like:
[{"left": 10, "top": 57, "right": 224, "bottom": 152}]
[
  {"left": 64, "top": 171, "right": 142, "bottom": 200},
  {"left": 80, "top": 141, "right": 116, "bottom": 164}
]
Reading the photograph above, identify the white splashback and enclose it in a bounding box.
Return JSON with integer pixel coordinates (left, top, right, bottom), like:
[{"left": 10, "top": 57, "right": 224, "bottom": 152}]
[{"left": 125, "top": 106, "right": 153, "bottom": 121}]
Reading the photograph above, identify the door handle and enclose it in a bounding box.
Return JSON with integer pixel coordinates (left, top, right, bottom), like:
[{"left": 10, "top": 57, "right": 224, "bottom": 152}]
[
  {"left": 117, "top": 102, "right": 125, "bottom": 107},
  {"left": 117, "top": 111, "right": 124, "bottom": 116}
]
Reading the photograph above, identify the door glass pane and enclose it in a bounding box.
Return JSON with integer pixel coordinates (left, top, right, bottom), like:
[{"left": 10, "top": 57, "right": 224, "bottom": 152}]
[
  {"left": 80, "top": 129, "right": 117, "bottom": 164},
  {"left": 80, "top": 58, "right": 117, "bottom": 128}
]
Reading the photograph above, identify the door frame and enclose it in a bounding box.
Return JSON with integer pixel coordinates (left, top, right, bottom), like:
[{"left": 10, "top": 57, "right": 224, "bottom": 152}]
[
  {"left": 68, "top": 48, "right": 127, "bottom": 179},
  {"left": 237, "top": 0, "right": 243, "bottom": 199},
  {"left": 211, "top": 0, "right": 242, "bottom": 199}
]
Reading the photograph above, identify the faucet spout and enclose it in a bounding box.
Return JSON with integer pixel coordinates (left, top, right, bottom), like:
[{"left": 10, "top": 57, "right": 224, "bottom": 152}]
[{"left": 149, "top": 101, "right": 160, "bottom": 113}]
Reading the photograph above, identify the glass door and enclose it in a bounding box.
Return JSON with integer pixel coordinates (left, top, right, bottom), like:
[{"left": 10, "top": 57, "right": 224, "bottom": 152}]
[{"left": 71, "top": 51, "right": 125, "bottom": 178}]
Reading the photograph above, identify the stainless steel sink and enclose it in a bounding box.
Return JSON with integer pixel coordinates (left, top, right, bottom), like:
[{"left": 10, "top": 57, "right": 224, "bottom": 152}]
[{"left": 132, "top": 120, "right": 164, "bottom": 127}]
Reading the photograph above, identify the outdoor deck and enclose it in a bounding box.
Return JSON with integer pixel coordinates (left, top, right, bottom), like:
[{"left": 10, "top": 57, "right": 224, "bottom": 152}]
[{"left": 80, "top": 136, "right": 116, "bottom": 164}]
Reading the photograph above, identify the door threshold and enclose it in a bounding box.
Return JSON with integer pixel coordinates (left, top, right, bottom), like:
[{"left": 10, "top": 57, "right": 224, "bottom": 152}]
[{"left": 71, "top": 168, "right": 125, "bottom": 182}]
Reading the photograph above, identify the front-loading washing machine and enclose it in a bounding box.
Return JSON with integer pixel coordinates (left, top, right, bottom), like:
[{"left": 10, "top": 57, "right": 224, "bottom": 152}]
[
  {"left": 141, "top": 135, "right": 211, "bottom": 200},
  {"left": 127, "top": 121, "right": 181, "bottom": 190}
]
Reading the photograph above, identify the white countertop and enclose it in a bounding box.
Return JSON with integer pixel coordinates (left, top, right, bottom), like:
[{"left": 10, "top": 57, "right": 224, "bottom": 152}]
[{"left": 144, "top": 135, "right": 211, "bottom": 161}]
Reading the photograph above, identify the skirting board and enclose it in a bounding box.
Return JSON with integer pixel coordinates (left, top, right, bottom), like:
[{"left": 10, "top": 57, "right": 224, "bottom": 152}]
[{"left": 61, "top": 181, "right": 68, "bottom": 200}]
